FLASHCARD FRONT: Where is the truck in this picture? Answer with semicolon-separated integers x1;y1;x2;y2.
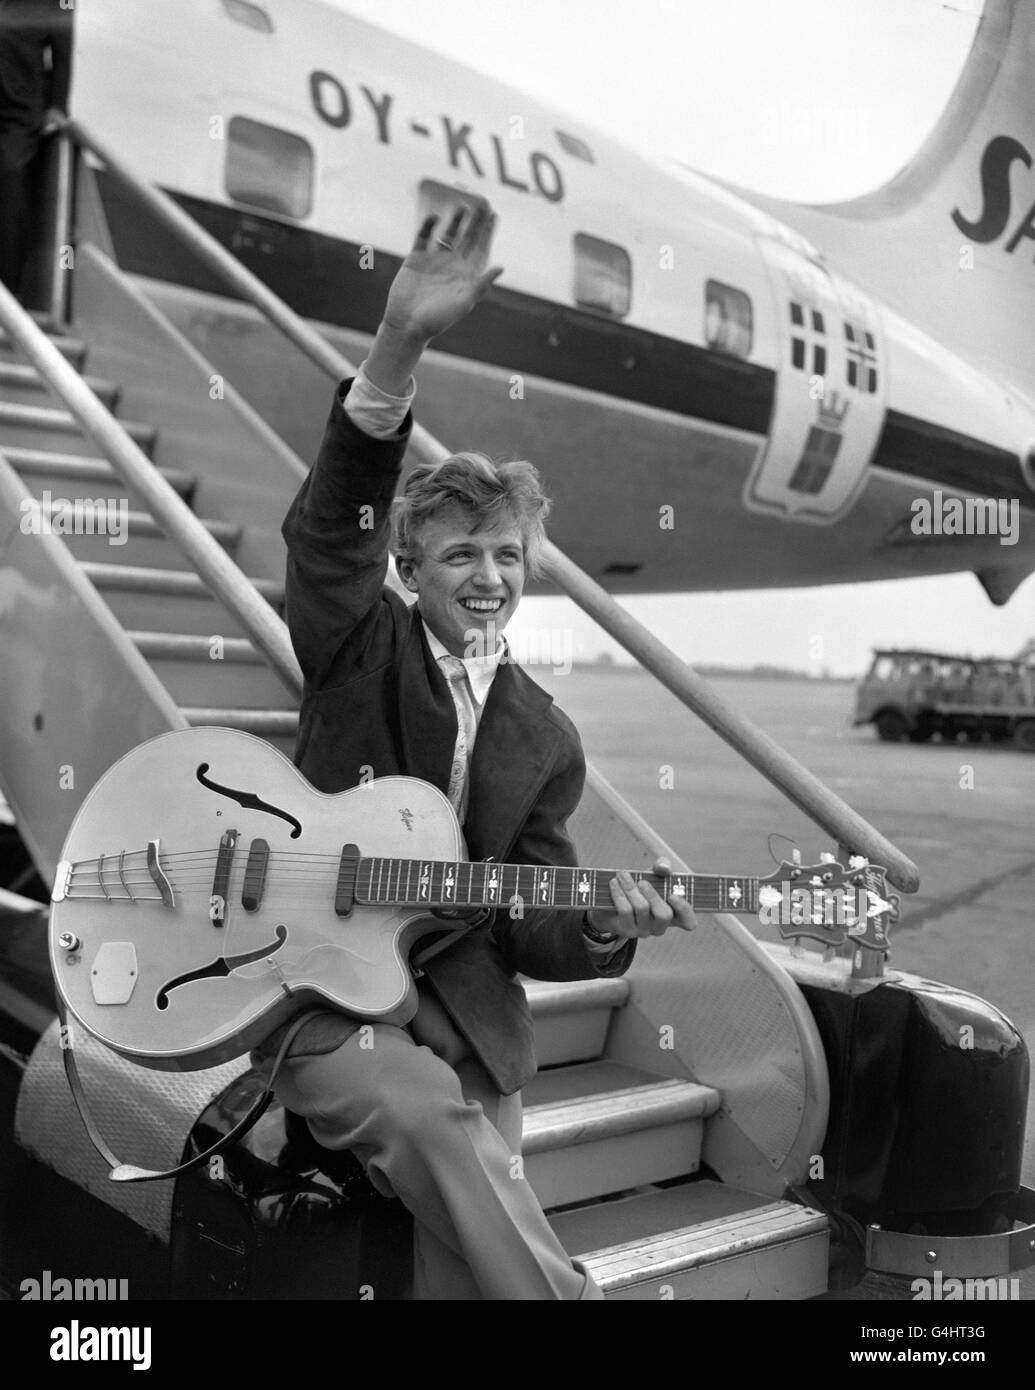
854;648;1035;751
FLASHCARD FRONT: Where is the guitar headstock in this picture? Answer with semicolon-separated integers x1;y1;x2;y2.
757;854;899;952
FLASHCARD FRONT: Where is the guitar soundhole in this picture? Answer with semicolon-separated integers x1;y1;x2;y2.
155;925;288;1009
195;764;303;838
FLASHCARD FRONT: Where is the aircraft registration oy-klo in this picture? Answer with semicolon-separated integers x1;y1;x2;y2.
71;0;1035;603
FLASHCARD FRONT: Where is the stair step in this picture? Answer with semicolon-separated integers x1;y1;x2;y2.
0;446;195;501
128;631;290;707
180;708;299;736
0;329;86;368
0;361;120;410
0;402;156;457
130;632;266;662
549;1181;829;1300
80;563;282;639
32;504;239;567
521;1061;719;1208
82;562;282;603
523;977;630;1066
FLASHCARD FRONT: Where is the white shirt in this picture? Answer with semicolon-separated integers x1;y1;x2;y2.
342;361;415;437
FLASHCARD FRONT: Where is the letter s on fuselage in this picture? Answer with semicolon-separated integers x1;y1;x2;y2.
952;134;1035;252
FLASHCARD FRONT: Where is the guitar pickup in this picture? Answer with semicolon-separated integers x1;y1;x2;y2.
208;829;237;927
335;843;359;917
241;838;270;912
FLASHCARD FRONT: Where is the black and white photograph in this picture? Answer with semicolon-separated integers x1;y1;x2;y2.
0;0;1032;1356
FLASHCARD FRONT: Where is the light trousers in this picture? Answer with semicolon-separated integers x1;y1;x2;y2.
260;983;603;1301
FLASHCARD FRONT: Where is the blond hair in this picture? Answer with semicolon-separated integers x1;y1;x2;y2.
391;452;551;577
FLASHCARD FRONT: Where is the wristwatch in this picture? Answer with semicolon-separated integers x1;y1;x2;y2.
582;913;620;946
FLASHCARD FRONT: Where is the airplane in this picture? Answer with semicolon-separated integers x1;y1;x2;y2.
1;0;1033;1307
60;0;1035;605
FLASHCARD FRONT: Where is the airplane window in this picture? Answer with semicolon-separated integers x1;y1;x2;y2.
418;180;490;239
706;281;752;358
573;234;631;317
556;131;595;163
225;117;313;219
222;0;274;32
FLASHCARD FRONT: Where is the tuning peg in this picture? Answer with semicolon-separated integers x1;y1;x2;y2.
819;851;836;864
848;855;868;870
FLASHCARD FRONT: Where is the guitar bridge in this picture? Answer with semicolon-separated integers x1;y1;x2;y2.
51;860;72;903
146;840;175;908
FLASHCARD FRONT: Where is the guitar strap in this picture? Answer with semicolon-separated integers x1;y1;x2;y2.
56;997;326;1184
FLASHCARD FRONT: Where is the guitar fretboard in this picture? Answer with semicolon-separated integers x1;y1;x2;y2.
356;858;760;915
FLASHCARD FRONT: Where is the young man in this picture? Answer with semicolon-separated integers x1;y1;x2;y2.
258;198;694;1300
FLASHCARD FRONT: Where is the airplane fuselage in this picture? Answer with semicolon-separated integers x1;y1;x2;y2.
69;0;1035;597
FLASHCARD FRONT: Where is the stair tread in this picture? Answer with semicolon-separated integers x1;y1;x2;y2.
81;562;282;601
524;1059;663;1108
522;977;630;1016
0;401;154;440
129;631;264;661
522;1065;719;1152
37;504;238;542
0;329;84;356
0;362;116;396
0;445;194;495
181;708;299;732
548;1181;826;1290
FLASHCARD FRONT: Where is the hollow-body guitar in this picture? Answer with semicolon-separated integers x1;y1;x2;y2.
49;728;896;1070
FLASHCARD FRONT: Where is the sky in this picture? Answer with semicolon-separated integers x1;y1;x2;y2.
330;0;1030;675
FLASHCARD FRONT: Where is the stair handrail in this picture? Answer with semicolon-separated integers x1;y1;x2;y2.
0;280;302;699
61;118;919;903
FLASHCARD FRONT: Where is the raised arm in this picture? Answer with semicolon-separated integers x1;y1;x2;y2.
281;200;502;686
364;200;502;395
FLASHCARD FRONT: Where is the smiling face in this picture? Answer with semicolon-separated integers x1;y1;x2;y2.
396;502;526;657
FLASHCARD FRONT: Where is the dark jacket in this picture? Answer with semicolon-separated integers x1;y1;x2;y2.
267;381;633;1094
0;0;73;131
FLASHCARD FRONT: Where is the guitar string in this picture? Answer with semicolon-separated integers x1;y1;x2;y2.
66;848;833;869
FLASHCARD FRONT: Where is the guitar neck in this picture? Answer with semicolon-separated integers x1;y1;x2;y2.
356;858;760;914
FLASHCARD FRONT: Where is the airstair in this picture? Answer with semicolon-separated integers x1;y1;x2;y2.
1;126;913;1300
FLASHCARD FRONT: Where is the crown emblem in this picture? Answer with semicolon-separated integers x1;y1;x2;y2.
817;389;849;430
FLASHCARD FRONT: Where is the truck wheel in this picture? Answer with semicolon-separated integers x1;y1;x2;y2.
1013;720;1035;752
875;711;908;742
908;716;933;743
